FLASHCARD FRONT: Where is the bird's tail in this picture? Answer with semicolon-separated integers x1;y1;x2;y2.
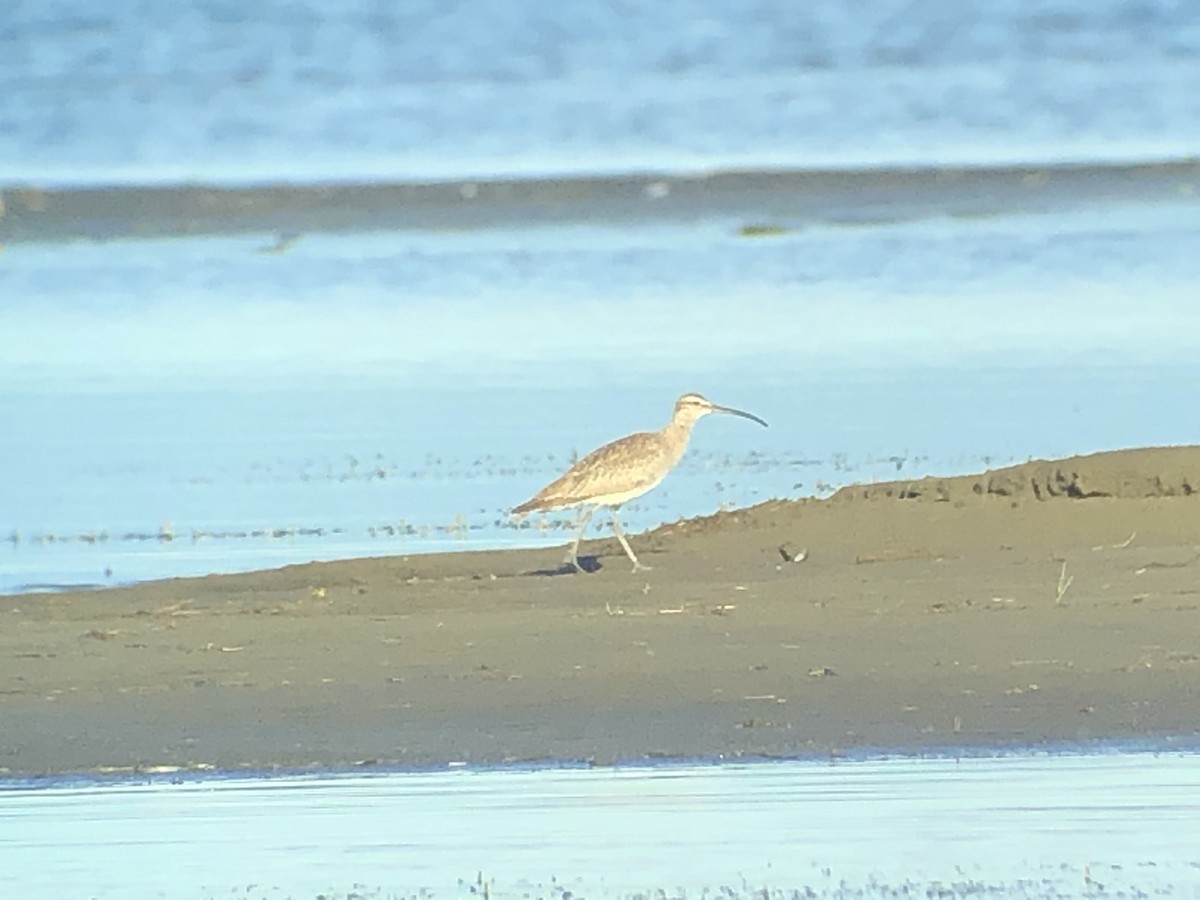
511;498;539;517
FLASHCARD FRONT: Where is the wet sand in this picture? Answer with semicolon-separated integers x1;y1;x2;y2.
2;446;1198;778
3;159;1199;244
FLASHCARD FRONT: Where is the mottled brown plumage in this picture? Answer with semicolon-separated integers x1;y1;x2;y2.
513;393;767;573
512;429;676;514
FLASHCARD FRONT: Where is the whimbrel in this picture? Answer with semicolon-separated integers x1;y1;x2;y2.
513;393;768;573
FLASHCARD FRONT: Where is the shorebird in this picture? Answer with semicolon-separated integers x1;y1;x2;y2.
513;393;768;573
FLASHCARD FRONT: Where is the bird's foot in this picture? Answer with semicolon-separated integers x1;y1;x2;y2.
630;561;652;573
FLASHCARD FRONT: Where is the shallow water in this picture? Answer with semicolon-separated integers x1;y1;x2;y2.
2;752;1199;898
2;359;1197;593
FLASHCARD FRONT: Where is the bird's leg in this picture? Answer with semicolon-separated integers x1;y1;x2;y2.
565;507;596;573
609;508;651;573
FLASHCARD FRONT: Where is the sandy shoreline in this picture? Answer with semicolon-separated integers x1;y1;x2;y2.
2;446;1197;779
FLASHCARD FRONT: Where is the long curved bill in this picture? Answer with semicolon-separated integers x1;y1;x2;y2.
713;403;768;427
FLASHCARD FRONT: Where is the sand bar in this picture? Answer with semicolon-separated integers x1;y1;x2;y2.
3;160;1199;244
2;446;1198;778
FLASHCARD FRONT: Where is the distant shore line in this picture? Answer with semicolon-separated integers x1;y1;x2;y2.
3;157;1197;244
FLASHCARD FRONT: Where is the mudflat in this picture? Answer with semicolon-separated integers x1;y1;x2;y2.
2;447;1198;778
5;161;1199;245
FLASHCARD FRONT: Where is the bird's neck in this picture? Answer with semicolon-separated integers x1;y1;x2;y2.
662;418;697;464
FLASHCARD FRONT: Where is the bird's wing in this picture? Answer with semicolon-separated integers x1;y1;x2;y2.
514;431;667;512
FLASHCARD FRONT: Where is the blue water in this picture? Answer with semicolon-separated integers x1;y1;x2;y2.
2;753;1199;898
2;0;1200;184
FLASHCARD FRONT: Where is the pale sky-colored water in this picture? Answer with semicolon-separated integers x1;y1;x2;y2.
3;752;1199;897
4;203;1199;386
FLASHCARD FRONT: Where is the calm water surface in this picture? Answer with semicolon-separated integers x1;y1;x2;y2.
2;753;1199;898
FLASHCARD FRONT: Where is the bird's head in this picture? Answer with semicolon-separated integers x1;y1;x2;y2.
672;393;768;428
